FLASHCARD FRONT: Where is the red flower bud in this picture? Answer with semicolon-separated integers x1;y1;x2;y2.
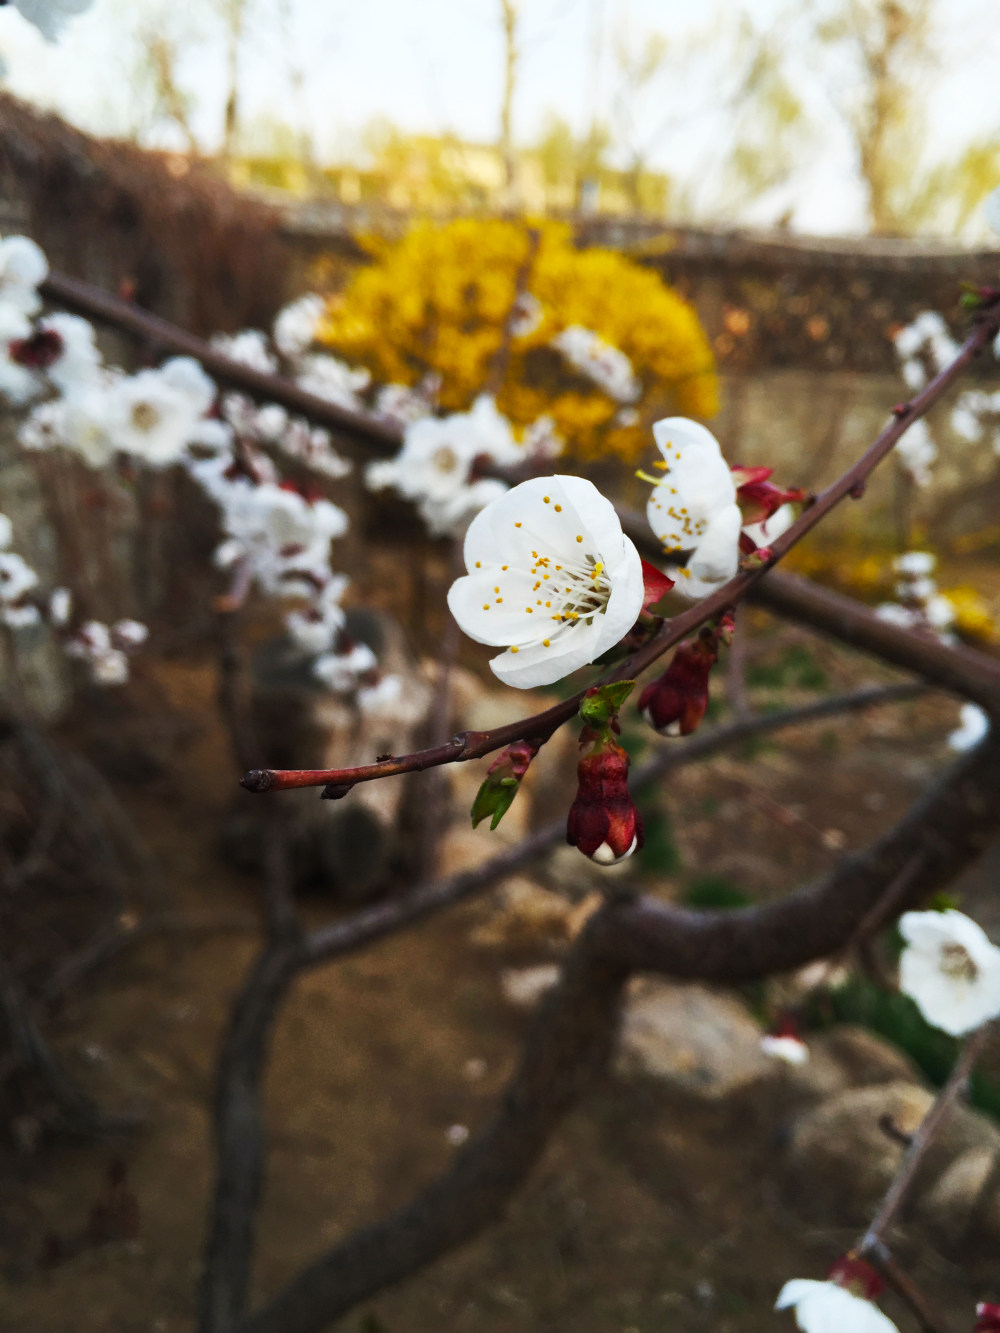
731;464;807;526
827;1255;883;1302
638;637;717;736
566;743;643;865
976;1304;1000;1332
8;327;64;371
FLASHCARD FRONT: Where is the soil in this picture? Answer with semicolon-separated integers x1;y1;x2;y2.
1;618;997;1333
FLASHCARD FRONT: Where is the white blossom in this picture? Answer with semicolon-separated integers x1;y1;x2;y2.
367;394;522;538
106;357;215;466
0;513;12;549
893;551;935;577
895;417;936;487
948;702;991;752
0;234;47;331
776;1279;899;1333
273;294;325;359
899;909;1000;1036
295;352;370;407
285;575;348;655
39;312;102;393
210;329;278;374
447;474;644;689
48;586;72;626
357;674;407;717
90;648;130;686
761;1034;809;1065
110;618;149;650
645;418;742;600
313;640;377;692
551;324;640;403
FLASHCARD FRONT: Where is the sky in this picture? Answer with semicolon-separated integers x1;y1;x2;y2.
1;0;999;235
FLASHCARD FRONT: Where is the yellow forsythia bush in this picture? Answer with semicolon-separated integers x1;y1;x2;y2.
317;219;717;461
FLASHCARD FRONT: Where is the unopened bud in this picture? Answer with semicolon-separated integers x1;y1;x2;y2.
976;1304;1000;1332
827;1255;883;1302
566;742;643;865
8;327;64;371
470;739;539;830
638;637;717;737
732;466;807;526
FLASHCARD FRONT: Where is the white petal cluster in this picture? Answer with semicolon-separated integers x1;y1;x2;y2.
948;702;991;752
899;909;1000;1036
0;233;47;338
366;394;522;538
0;512;40;628
551;324;640;403
273;294;325;360
65;618;148;687
645;418;743;600
760;1034;809;1065
373;379;439;428
776;1279;899;1333
219;392;351;480
295;352;370;409
201;471;348;600
895;417;937;487
876;551;956;639
447;474;644;688
210;329;278;374
6;0;94;42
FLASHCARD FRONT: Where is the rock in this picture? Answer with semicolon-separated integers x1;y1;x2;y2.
816;1026;922;1087
922;1149;999;1243
784;1082;931;1220
500;964;561;1009
783;1079;1000;1231
614;979;774;1101
781;1025;924;1104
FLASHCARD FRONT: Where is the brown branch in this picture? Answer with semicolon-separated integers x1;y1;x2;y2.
39;270;402;456
241;305;1000;799
197;680;929;1331
234;736;1000;1333
747;569;1000;716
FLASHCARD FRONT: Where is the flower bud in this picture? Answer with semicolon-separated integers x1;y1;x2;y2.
8;327;64;371
638;636;717;737
827;1255;883;1302
976;1304;1000;1332
566;742;643;865
470;740;539;830
731;465;807;526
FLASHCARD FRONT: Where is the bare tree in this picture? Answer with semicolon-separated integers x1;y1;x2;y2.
812;0;937;233
498;0;520;203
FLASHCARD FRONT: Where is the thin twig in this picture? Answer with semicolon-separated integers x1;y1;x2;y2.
859;1023;994;1257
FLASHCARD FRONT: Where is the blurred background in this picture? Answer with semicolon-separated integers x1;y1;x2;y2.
2;3;1000;1332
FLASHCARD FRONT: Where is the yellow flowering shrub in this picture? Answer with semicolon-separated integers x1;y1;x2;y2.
317;219;717;461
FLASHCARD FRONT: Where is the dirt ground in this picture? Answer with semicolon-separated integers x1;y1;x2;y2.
1;617;997;1333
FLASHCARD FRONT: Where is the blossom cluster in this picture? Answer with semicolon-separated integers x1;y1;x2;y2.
0;231;407;711
875;550;956;637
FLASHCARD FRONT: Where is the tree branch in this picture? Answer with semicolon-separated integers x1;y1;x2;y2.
198;681;922;1331
235;735;1000;1333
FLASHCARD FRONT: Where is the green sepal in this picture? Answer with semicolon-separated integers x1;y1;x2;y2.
579;680;636;726
960;290;984;310
470;774;520;830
